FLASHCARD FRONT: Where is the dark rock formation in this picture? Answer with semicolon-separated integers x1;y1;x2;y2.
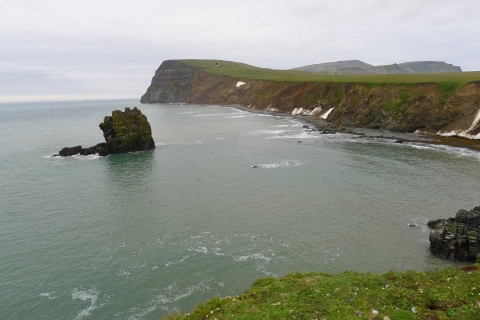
58;143;109;157
55;107;155;157
429;206;480;262
99;107;155;154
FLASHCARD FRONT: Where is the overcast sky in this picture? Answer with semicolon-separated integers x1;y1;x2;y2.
1;0;479;102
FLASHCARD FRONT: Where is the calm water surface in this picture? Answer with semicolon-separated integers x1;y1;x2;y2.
1;100;479;319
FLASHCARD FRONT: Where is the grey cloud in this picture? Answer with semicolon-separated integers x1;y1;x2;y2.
0;0;479;101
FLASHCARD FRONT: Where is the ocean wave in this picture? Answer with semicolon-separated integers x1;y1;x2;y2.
44;153;104;160
39;292;57;300
129;280;214;320
225;115;246;118
266;131;320;139
72;153;103;160
234;253;271;263
253;159;303;169
165;256;190;267
270;124;301;128
71;289;99;320
406;143;480;160
250;129;293;135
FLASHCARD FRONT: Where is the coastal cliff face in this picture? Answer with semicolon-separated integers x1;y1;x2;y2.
141;61;480;138
140;60;201;103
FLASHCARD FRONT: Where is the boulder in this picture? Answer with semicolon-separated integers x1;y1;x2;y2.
56;107;154;157
429;206;480;262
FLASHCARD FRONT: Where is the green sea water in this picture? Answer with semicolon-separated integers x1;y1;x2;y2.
1;100;479;319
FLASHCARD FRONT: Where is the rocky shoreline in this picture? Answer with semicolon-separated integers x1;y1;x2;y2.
229;104;480;150
428;207;480;262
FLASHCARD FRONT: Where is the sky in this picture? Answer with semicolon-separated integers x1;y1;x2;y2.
1;0;479;102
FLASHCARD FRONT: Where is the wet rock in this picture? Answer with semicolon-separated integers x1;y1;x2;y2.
58;145;83;157
429;206;480;262
56;107;155;157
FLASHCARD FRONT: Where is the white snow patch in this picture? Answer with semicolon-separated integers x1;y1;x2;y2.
321;108;335;120
236;81;246;88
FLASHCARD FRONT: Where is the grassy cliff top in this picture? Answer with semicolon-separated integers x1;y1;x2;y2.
177;59;480;85
163;264;480;320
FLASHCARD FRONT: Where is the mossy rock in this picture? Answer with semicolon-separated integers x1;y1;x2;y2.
99;107;155;154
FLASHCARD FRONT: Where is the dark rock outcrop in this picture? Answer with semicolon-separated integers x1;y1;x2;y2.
429;206;480;262
55;107;155;157
58;143;109;157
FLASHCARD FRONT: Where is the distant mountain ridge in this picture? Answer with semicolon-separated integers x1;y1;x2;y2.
292;60;462;74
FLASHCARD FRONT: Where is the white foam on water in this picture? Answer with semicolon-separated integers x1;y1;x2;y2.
165;255;190;267
173;111;195;115
234;256;249;262
189;113;232;117
405;142;480;161
225;115;246;118
234;253;272;262
270;124;300;128
39;292;57;300
266;131;320;139
129;280;214;319
71;289;99;320
255;159;303;169
71;153;102;160
250;129;293;135
194;247;208;253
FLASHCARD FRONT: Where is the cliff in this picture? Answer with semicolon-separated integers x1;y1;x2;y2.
141;60;480;139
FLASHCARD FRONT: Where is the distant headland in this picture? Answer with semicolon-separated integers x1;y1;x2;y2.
291;60;462;74
140;59;480;142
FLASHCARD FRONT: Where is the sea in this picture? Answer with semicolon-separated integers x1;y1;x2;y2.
1;99;480;319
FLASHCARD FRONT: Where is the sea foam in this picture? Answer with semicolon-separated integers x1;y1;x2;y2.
71;289;99;320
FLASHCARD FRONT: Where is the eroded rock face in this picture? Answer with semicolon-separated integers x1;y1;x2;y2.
429;207;480;262
56;107;155;157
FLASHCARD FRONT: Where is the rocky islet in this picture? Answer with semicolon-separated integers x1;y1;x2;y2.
56;107;155;157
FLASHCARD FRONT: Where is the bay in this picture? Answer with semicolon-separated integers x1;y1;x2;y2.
1;100;479;319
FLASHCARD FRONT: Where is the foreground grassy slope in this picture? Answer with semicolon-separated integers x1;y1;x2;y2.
179;59;480;86
164;265;480;320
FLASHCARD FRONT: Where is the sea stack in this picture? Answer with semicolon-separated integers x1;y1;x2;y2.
57;107;155;157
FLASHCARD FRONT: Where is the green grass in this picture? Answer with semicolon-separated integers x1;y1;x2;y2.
178;59;480;86
162;265;480;320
